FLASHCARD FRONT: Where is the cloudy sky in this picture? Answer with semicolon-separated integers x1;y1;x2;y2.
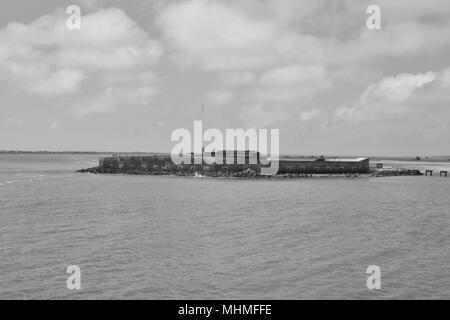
0;0;449;156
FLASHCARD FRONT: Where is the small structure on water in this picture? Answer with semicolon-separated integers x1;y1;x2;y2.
97;151;370;175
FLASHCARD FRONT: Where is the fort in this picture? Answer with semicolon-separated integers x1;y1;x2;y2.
79;151;371;177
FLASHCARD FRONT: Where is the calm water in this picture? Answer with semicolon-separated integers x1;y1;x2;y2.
1;154;449;299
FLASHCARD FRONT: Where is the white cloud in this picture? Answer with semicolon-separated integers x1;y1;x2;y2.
29;68;86;96
360;72;436;104
156;0;323;71
0;7;162;111
231;65;332;128
335;72;436;122
156;0;450;72
157;0;276;70
155;0;450;135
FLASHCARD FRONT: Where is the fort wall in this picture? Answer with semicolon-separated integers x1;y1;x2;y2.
98;152;370;175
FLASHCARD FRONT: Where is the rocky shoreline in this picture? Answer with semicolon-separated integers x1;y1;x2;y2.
371;169;423;177
76;166;425;178
78;167;271;177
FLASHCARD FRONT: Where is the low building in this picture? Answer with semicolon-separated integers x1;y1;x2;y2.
99;152;370;174
276;157;370;174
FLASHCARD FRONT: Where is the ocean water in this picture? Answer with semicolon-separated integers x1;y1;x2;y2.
0;154;449;299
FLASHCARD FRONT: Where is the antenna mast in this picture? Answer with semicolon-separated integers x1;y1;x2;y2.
202;101;205;129
202;101;205;155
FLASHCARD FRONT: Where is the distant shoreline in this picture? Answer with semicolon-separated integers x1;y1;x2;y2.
0;151;153;155
1;151;449;162
369;156;450;163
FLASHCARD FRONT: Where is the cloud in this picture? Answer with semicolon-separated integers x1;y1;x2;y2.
156;0;323;70
29;69;86;96
155;0;450;133
0;7;162;111
157;0;276;70
156;0;450;72
360;72;436;103
230;65;332;128
335;72;436;122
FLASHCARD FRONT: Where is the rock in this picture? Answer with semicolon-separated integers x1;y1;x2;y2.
76;167;100;174
231;168;258;177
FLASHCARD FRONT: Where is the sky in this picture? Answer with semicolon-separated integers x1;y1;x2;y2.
0;0;449;156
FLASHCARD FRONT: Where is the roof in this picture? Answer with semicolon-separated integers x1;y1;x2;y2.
272;157;369;162
326;158;369;162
